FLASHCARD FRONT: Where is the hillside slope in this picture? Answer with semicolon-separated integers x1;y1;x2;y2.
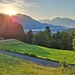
0;39;75;64
1;53;75;75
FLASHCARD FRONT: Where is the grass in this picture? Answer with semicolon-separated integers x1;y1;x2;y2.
0;53;75;75
0;39;75;64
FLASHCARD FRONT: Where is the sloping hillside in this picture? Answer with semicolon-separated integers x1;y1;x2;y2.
0;39;75;64
1;53;75;75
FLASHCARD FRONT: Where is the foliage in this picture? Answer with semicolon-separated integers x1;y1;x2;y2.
52;31;72;50
72;37;75;50
69;29;75;38
45;26;51;33
23;32;29;43
23;30;33;44
32;30;51;47
27;30;33;44
69;29;75;50
31;29;73;50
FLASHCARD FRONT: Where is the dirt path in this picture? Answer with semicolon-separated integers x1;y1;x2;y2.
0;50;75;68
0;39;14;42
0;50;59;67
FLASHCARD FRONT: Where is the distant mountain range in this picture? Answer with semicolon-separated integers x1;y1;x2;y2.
12;14;68;33
39;17;75;28
0;13;69;33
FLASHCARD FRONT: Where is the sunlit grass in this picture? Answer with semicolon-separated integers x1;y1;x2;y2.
0;53;75;75
0;39;75;64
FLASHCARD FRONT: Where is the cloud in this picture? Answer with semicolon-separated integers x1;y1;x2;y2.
0;0;39;15
2;0;39;8
3;0;24;8
0;3;17;13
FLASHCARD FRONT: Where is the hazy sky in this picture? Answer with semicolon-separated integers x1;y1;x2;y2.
0;0;75;20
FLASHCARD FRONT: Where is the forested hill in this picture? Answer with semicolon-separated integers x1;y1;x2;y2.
0;14;24;40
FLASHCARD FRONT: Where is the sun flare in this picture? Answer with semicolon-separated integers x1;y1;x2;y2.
5;10;16;16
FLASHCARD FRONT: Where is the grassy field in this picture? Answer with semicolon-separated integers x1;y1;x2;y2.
0;39;75;64
0;53;75;75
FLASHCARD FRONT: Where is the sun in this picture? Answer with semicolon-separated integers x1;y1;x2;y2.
5;10;16;16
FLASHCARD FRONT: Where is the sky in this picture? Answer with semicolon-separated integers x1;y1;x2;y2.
0;0;75;20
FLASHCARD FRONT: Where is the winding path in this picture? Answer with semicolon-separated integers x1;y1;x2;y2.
0;39;14;42
0;50;59;67
0;50;75;68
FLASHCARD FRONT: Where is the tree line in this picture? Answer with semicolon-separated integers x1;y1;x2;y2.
23;26;75;51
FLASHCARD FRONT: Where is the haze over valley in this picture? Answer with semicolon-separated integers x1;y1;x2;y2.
39;17;75;28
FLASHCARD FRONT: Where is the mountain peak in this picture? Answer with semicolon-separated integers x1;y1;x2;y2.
39;17;75;28
53;17;61;19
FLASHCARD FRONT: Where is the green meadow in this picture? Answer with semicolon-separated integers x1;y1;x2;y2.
0;39;75;64
0;53;75;75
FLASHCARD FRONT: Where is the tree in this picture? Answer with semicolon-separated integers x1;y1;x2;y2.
53;31;61;40
72;37;75;50
45;26;51;33
61;31;68;49
51;31;62;49
23;32;29;43
27;30;33;44
32;30;51;47
51;31;72;50
69;29;75;38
